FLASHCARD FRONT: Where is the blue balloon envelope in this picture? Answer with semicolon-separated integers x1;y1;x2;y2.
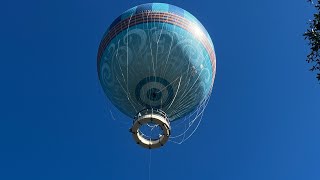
97;3;216;148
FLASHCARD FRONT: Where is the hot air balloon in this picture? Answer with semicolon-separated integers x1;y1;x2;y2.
97;3;216;149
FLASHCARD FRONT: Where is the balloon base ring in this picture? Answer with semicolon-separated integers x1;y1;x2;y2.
130;109;171;149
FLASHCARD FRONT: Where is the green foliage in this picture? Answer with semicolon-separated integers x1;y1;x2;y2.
304;0;320;81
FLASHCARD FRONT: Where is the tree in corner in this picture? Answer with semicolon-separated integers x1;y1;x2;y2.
305;0;320;81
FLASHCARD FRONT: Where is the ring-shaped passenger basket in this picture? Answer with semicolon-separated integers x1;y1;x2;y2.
130;109;171;149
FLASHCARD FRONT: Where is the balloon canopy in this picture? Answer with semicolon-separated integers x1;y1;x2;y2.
97;3;216;148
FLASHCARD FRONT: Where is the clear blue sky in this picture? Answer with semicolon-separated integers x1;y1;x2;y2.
1;0;320;179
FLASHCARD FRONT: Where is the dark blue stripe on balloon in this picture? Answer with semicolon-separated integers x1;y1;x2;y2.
109;16;122;30
135;3;153;14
